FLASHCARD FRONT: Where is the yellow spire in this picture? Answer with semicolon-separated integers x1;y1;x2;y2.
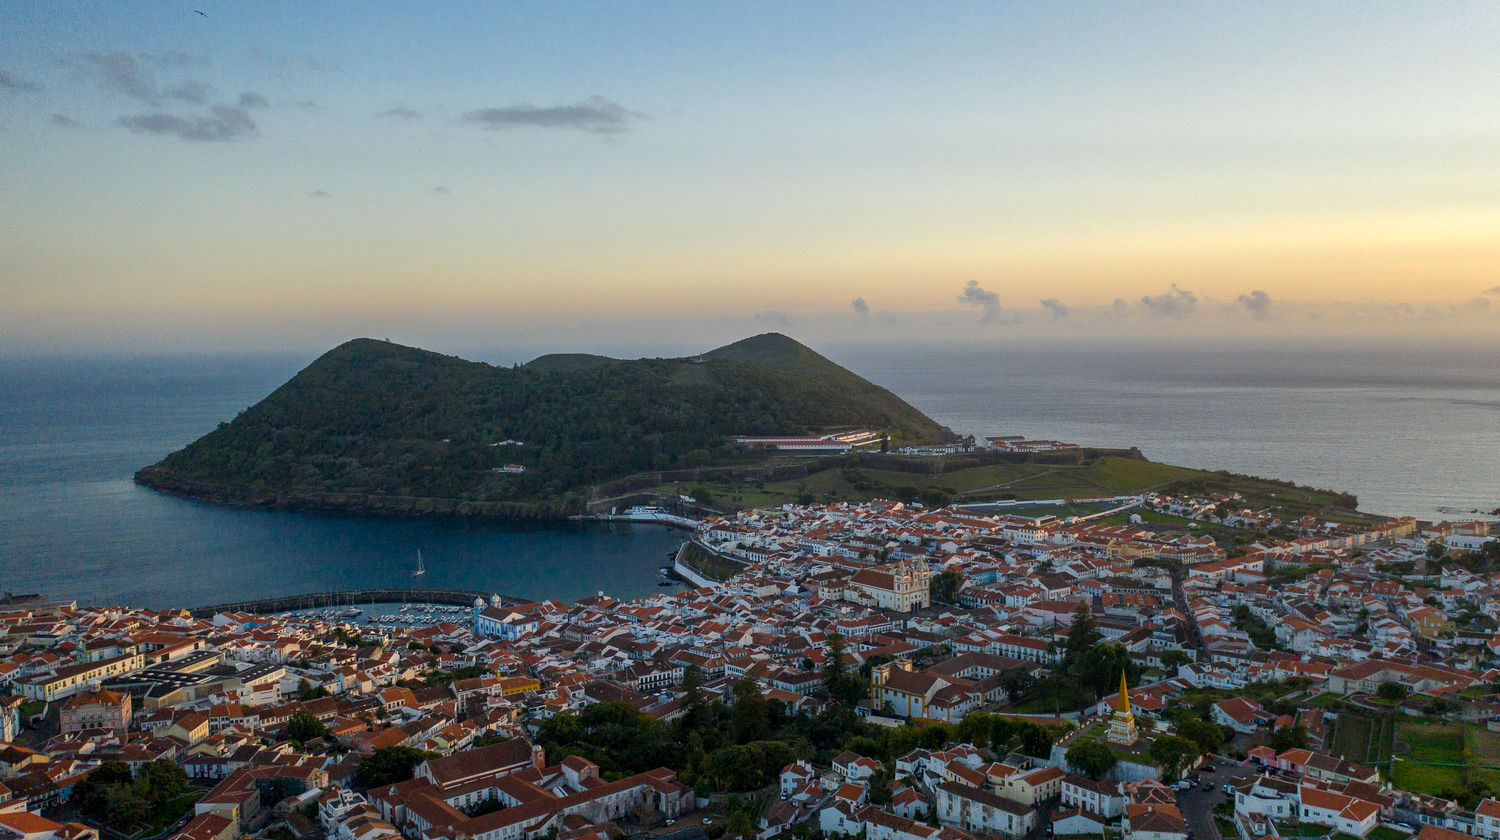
1114;671;1131;714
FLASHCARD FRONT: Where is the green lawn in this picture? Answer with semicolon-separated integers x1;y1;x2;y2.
1390;722;1465;796
1329;711;1397;767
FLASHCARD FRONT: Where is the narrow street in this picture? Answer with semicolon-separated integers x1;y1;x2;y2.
1175;758;1258;840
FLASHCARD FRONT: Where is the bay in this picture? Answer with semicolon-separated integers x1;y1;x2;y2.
2;336;1496;609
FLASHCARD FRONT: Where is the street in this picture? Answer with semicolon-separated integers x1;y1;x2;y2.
1175;758;1259;840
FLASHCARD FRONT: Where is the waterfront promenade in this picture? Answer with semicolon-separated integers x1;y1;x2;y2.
188;587;524;618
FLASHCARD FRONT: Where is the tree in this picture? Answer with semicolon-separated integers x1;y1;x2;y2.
919;488;952;509
732;676;770;744
929;570;962;605
1428;541;1447;559
356;746;429;786
823;633;864;706
136;759;188;803
997;668;1036;703
288;710;329;744
1148;735;1200;782
1173;715;1226;755
956;712;992;749
681;664;706;730
1075;643;1138;698
1161;649;1193;670
1377;681;1409;702
1271;725;1309;752
1065;737;1118;780
1065;602;1101;666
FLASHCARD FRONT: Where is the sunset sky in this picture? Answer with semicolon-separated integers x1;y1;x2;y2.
3;2;1499;353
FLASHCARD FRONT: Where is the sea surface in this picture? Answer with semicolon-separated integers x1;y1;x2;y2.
1;338;1497;608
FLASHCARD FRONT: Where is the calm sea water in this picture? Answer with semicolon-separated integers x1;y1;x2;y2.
1;339;1496;608
0;356;684;609
829;338;1500;520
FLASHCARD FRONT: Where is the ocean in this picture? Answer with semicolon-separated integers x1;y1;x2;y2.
1;338;1496;608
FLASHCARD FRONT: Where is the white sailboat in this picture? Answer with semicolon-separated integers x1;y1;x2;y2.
412;550;426;577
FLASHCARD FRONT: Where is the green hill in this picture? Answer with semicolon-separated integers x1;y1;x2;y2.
135;334;952;516
522;352;621;373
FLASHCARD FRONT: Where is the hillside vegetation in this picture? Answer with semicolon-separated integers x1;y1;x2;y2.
136;333;952;514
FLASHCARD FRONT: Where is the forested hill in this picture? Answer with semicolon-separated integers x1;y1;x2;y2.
135;334;952;515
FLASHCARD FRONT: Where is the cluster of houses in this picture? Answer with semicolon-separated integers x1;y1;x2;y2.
0;498;1497;840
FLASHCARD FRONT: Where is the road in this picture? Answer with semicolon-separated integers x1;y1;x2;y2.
1175;757;1259;840
1168;563;1207;655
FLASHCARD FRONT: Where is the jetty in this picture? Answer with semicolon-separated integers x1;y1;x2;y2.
188;587;524;619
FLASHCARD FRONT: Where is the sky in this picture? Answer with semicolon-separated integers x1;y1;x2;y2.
2;1;1499;354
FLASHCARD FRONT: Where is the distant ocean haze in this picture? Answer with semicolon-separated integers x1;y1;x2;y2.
1;337;1495;607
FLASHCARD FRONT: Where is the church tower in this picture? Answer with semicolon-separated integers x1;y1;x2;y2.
1106;671;1138;746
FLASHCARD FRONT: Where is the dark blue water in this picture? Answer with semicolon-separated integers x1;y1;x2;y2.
2;338;1497;609
0;355;684;608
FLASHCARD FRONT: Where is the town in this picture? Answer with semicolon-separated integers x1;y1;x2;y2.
2;493;1499;840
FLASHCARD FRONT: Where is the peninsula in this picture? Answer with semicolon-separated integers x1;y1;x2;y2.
134;333;952;518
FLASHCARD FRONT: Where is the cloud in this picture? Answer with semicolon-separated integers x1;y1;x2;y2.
49;114;79;127
377;104;421;121
138;51;194;69
1484;286;1500;296
1;69;42;93
1234;290;1273;320
1139;284;1198;319
460;96;643;134
117;104;257;142
851;297;870;319
295;100;321;113
1039;298;1069;320
432;186;450;195
1468;297;1492;310
66;51;158;102
307;189;332;199
249;49;331;77
753;310;792;326
237;92;269;109
956;280;1002;324
163;80;213;105
1110;298;1131;318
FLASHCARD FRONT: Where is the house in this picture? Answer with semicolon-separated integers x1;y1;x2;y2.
1210;698;1269;735
1053;809;1110;836
936;781;1037;838
780;760;816;797
1061;775;1126;818
1474;798;1500;840
1297;785;1380;836
1123;803;1188;840
997;766;1065;807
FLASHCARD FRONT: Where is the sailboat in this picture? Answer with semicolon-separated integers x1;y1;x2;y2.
412;550;427;578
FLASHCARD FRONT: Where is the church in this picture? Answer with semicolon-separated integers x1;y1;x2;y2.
844;560;931;612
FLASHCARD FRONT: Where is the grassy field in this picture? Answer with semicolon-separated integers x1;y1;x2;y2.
666;452;1367;523
1329;711;1396;769
749;455;1211;507
1466;726;1500;790
1391;721;1465;796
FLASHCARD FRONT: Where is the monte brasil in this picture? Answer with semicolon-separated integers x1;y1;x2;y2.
134;332;1357;522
